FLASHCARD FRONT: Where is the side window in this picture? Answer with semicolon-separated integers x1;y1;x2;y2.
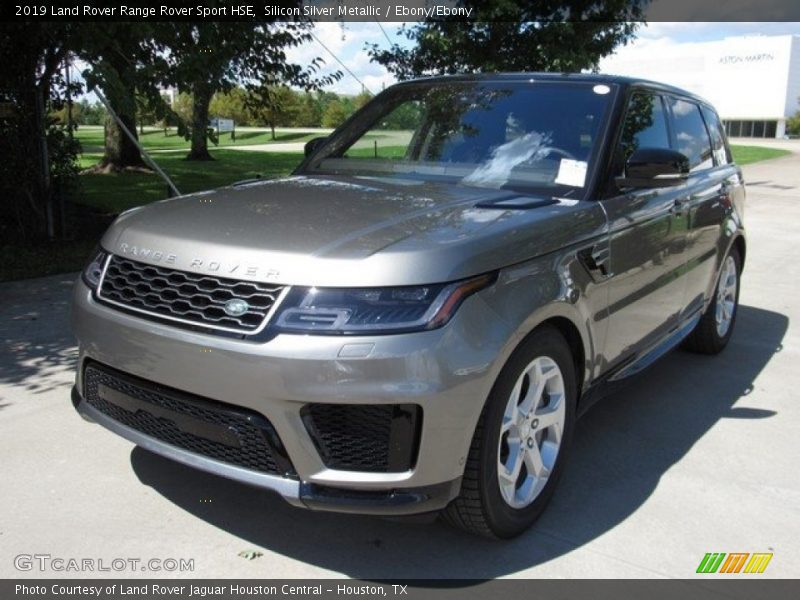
701;105;733;165
668;98;714;172
618;92;671;165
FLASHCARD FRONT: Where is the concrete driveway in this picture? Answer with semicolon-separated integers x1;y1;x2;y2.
1;153;799;579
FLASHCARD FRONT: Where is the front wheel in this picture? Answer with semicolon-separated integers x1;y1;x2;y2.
443;326;577;538
684;247;741;354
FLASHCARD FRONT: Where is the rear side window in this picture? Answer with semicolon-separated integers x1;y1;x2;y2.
618;92;670;163
700;105;733;165
668;98;714;172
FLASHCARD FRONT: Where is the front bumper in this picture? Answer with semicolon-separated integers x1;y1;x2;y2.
71;386;460;515
71;279;513;515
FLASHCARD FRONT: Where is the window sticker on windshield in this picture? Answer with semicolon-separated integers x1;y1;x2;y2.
555;159;588;188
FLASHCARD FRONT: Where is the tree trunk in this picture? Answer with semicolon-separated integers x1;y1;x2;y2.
98;55;146;170
12;70;50;240
34;82;54;239
3;29;71;241
270;123;276;140
102;112;146;169
187;85;213;161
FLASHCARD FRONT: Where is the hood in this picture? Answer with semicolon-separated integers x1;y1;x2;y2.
102;175;606;286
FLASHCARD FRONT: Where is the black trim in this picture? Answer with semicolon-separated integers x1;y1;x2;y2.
94;254;285;341
578;310;703;417
475;197;559;210
299;479;461;516
74;383;460;516
80;361;297;477
71;385;83;410
91;297;254;340
388;404;423;472
300;403;423;473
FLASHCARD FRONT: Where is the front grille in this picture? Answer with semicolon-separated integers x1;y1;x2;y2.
97;255;285;334
83;363;294;477
301;403;421;473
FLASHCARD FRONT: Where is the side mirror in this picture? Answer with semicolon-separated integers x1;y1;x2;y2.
304;136;328;158
615;147;690;189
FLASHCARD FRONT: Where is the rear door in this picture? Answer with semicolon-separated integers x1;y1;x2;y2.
676;101;744;315
599;91;690;371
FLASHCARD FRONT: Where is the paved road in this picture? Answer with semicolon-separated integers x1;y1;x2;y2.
144;142;311;154
1;154;799;579
144;129;408;155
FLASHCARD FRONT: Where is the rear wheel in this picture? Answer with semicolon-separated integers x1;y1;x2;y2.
443;326;577;538
684;247;741;354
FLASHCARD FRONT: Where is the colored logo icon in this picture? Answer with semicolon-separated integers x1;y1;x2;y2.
696;552;773;574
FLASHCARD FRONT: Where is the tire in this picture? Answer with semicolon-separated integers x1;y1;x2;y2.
683;247;741;355
442;326;577;538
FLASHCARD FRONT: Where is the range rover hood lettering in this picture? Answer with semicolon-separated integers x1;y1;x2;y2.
102;175;606;287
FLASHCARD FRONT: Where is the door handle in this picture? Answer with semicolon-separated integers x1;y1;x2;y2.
718;185;733;210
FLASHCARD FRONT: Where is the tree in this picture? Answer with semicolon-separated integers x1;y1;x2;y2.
312;91;340;124
0;23;163;240
787;102;800;136
210;87;251;126
51;100;82;126
135;91;160;133
368;2;645;79
0;23;79;240
381;101;424;130
321;98;350;128
353;90;373;111
76;99;108;126
294;92;323;127
171;92;193;126
153;22;337;160
249;86;300;139
77;24;164;171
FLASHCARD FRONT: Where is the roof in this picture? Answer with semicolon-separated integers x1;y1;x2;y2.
393;71;715;108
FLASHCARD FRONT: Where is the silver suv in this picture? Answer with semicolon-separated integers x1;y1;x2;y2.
71;74;745;538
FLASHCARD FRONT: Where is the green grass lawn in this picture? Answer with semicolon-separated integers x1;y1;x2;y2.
74;127;323;152
74;127;405;153
0;150;304;282
337;143;791;165
3;140;792;282
345;145;408;159
730;145;791;165
78;149;303;213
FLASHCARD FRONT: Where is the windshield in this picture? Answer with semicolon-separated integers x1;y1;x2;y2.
302;80;615;196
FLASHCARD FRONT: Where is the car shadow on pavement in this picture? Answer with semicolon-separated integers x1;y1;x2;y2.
131;304;786;579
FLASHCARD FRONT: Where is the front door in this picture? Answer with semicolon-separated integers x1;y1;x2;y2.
599;91;690;371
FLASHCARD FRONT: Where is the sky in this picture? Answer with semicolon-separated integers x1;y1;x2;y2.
310;22;800;95
283;21;407;95
75;21;800;101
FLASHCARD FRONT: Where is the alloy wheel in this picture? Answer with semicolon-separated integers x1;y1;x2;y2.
497;356;566;509
715;255;738;338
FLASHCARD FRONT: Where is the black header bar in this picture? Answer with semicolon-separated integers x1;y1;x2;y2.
4;0;800;22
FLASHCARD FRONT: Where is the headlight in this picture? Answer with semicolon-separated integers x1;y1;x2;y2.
273;273;496;335
81;247;108;289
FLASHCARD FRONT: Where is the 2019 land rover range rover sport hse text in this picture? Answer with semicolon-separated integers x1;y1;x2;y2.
71;73;745;538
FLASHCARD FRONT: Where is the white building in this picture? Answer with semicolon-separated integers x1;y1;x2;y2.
600;34;800;138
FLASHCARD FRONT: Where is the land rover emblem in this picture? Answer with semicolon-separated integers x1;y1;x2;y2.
223;298;249;317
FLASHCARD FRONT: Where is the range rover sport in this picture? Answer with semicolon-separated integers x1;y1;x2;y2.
71;73;745;538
